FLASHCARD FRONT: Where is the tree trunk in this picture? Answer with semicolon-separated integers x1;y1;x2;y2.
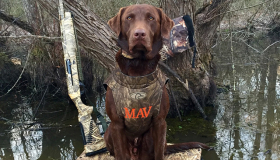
159;0;196;20
21;0;44;35
160;0;230;114
38;0;118;72
35;0;229;115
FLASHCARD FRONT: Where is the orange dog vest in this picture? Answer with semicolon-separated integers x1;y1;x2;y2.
104;67;168;136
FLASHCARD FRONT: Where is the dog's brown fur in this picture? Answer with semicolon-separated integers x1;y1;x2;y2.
105;4;209;160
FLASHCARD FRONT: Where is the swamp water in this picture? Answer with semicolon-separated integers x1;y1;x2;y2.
0;38;279;160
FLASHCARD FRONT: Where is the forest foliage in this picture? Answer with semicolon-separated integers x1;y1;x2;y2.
0;0;279;99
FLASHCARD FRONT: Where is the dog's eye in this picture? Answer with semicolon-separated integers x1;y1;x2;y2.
127;16;132;20
149;16;154;21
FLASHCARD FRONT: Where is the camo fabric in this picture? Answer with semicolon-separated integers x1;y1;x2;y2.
160;16;191;60
104;67;168;136
73;97;106;153
62;12;106;155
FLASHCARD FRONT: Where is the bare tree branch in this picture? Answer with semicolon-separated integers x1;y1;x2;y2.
159;62;208;119
0;10;35;34
262;41;280;54
0;45;32;98
0;35;61;40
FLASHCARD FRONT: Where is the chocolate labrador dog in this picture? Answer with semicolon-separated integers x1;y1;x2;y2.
104;4;209;160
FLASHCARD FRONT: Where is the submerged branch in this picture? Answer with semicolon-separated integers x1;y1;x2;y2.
159;62;208;119
168;84;182;121
0;116;10;122
32;86;49;121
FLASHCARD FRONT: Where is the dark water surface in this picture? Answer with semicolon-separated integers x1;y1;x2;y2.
0;38;279;160
208;37;280;159
0;95;84;160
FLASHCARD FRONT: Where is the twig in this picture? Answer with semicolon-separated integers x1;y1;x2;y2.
201;0;271;24
41;110;63;114
159;62;208;120
0;116;10;122
228;0;271;13
172;0;180;11
195;1;212;15
0;35;62;40
0;45;32;98
239;39;260;53
52;87;61;96
229;4;236;91
168;84;182;121
32;85;49;120
261;41;280;54
247;4;262;26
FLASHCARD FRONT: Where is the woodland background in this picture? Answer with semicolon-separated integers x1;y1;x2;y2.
0;0;279;114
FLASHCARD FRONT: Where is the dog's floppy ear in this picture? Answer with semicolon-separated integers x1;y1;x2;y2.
156;8;174;39
108;7;127;36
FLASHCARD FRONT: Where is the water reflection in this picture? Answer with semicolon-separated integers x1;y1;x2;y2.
0;95;83;160
9;97;42;160
213;38;280;159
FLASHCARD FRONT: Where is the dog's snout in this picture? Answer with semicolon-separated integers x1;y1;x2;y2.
134;29;146;39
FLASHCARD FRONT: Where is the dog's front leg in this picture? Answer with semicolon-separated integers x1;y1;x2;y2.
152;119;167;160
152;87;169;160
105;87;130;160
105;121;130;159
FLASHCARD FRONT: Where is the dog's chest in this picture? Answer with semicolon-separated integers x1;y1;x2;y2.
104;68;168;135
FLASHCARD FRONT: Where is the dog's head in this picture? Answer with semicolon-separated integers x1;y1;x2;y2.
108;4;174;60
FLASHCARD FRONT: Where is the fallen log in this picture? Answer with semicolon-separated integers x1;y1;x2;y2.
77;144;202;160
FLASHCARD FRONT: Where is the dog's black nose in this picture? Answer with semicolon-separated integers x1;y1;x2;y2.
134;29;146;39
